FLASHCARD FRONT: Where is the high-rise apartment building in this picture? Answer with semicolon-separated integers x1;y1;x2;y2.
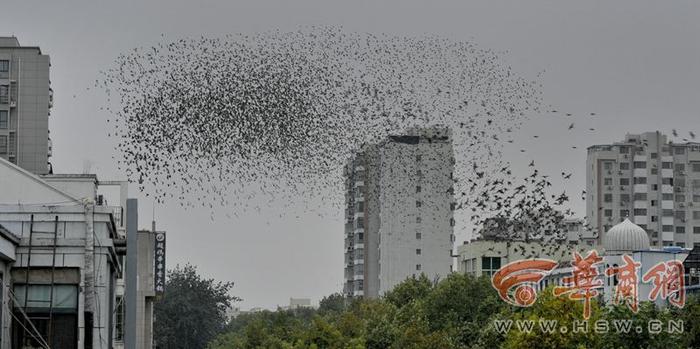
343;127;455;298
587;131;700;249
0;36;53;175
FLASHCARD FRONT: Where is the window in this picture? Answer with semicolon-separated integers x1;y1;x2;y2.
650;153;658;159
0;110;7;129
662;178;674;185
620;194;631;202
0;60;8;72
604;178;613;185
416;216;422;223
620;178;630;186
663;225;674;232
651;168;658;175
604;194;613;203
482;257;501;277
651;200;657;207
651;184;658;191
677;242;686;248
0;135;7;155
633;177;647;184
676;226;685;234
675;164;685;172
356;202;364;212
416;264;422;271
662;193;673;201
115;296;125;341
674;147;685;155
416;249;421;255
416;185;421;193
604;209;612;217
416;232;421;239
416;201;422;208
662;162;672;169
450;202;456;211
604;162;613;170
651;216;658;222
676;211;686;219
694;195;700;203
676;194;686;202
694;227;700;234
634;208;647;216
694;211;700;220
663;209;673;217
0;85;8;104
450;218;455;227
633;193;647;201
693;163;700;172
620;209;629;217
417;169;422;177
619;162;630;170
356;218;364;229
634;161;647;169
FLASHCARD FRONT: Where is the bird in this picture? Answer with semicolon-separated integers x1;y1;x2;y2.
568;123;574;130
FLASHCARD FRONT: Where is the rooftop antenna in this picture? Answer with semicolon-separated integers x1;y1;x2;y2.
152;201;156;232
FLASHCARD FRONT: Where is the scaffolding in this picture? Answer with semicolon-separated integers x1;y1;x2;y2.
15;214;60;348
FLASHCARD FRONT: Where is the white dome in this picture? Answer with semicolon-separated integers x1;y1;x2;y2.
604;218;650;253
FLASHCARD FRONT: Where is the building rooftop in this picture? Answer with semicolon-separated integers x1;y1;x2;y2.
0;36;20;47
603;219;650;253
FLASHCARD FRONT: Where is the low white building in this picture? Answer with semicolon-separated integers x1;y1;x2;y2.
0;157;157;349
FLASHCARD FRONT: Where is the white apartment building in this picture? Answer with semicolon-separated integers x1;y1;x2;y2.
344;127;455;298
587;131;700;249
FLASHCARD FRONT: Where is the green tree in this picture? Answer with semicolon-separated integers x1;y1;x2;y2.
155;264;239;349
383;274;433;308
502;286;602;349
318;293;347;315
423;274;503;345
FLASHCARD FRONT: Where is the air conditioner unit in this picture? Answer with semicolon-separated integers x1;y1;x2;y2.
9;101;16;108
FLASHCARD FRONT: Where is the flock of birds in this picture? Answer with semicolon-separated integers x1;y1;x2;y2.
100;27;540;213
99;26;698;255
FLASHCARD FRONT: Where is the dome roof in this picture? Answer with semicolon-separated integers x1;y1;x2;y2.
604;218;650;253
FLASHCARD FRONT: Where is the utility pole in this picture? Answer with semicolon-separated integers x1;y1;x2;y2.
125;199;138;349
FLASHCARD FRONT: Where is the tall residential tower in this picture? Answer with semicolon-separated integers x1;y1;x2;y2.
587;131;700;249
344;127;455;298
0;36;53;175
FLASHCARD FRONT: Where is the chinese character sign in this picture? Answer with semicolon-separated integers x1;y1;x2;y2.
492;259;558;307
605;254;641;312
642;260;685;308
154;232;166;295
491;250;687;319
554;251;604;319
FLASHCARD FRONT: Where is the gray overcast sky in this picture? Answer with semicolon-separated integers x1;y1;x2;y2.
1;0;698;309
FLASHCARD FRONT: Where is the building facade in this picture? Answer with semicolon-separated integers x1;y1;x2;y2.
344;127;455;298
0;157;157;349
0;36;52;175
587;131;700;249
